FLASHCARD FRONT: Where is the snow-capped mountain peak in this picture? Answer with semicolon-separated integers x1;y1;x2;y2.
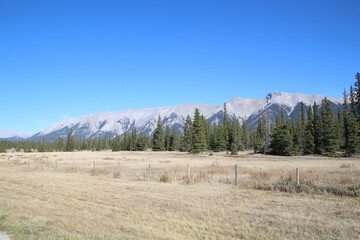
10;92;342;141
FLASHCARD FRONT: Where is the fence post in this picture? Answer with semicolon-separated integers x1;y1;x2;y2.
117;161;120;171
55;159;58;170
296;168;300;185
93;160;96;170
235;164;238;186
40;160;44;170
187;164;191;178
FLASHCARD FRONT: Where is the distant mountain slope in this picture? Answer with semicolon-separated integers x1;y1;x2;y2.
0;130;32;141
27;92;342;141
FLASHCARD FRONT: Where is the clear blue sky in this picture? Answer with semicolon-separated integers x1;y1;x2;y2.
1;0;359;133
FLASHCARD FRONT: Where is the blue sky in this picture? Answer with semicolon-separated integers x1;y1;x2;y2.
1;0;359;133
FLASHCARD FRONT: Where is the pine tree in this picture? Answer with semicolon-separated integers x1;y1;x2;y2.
336;109;344;150
65;130;74;152
169;130;180;151
215;125;227;152
228;116;243;155
312;102;322;154
350;85;356;116
305;107;315;154
190;108;207;153
354;73;360;118
270;118;294;156
164;125;171;151
130;128;137;151
223;103;230;151
111;135;121;151
241;119;250;149
180;115;192;152
343;89;360;155
320;98;338;155
152;116;165;151
136;133;149;151
295;102;306;154
262;110;271;154
254;116;265;153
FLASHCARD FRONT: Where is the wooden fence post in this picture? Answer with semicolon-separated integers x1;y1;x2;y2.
187;164;191;178
93;160;96;170
55;159;58;170
296;168;300;185
148;164;151;179
235;164;238;186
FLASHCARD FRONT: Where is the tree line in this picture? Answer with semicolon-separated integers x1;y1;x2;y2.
1;73;359;156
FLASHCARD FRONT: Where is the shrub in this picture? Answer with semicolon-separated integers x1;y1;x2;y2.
160;174;171;183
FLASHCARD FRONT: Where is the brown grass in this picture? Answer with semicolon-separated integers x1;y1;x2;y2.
0;151;359;239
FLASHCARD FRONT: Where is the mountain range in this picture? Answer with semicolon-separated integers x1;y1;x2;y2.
1;92;343;141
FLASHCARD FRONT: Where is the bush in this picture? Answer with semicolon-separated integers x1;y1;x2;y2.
160;174;171;183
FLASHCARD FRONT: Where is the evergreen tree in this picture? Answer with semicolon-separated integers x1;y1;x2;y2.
152;116;165;151
65;130;74;152
320;98;338;155
295;102;306;154
254;116;265;153
350;85;356;116
241;119;250;149
343;90;360;155
180;115;192;152
262;110;271;154
336;109;345;150
228;116;243;155
136;133;149;151
169;130;180;151
111;135;121;151
312;102;322;154
305;107;315;154
190;108;207;153
164;125;171;151
130;128;137;151
215;125;227;152
270;117;294;156
354;73;360;118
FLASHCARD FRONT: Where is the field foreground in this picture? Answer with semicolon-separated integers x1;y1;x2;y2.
0;151;359;239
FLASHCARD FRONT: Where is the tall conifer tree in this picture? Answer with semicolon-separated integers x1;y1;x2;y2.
152;116;165;151
190;108;207;153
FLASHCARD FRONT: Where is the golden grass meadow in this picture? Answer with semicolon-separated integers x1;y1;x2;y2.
0;151;359;239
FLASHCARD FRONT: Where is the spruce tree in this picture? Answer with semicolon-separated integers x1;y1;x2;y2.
270;118;294;156
169;129;180;151
254;116;265;153
223;103;230;151
65;130;74;152
312;102;322;154
152;116;165;151
343;90;360;155
305;107;315;154
136;133;149;151
241;119;250;149
190;108;207;153
354;73;360;118
215;125;227;152
164;125;171;151
179;115;192;152
295;102;306;154
320;98;338;155
111;135;121;151
130;128;137;151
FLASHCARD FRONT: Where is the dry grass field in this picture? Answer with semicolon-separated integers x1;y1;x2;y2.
0;151;359;239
